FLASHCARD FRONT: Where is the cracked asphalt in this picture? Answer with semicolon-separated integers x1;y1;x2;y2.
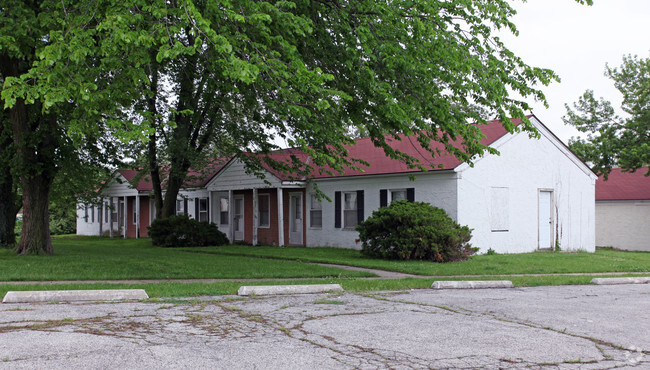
0;284;648;369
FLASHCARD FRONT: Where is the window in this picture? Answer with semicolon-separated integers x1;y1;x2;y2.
258;194;270;227
335;190;363;229
133;202;137;225
219;197;229;225
104;202;109;222
310;194;322;228
391;189;407;202
343;192;358;228
380;188;414;207
198;198;208;222
84;205;89;222
90;205;94;223
111;202;118;223
490;187;509;232
176;199;184;215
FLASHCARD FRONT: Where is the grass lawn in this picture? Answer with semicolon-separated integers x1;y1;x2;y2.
1;237;648;298
0;237;373;281
0;274;641;299
185;245;650;276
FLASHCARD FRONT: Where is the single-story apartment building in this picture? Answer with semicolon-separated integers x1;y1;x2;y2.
595;168;650;251
78;115;597;253
76;164;226;238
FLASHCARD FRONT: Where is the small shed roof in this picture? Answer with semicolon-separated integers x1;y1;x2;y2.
596;168;650;201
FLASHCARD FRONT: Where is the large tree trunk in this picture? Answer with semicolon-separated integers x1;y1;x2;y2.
145;61;164;219
16;173;53;255
151;46;196;219
9;96;58;255
3;51;59;255
0;167;18;248
160;176;183;218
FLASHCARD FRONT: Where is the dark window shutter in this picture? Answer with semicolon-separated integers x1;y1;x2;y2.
334;191;341;228
184;198;188;216
357;190;364;225
195;198;199;220
407;188;415;202
380;189;388;208
206;197;210;221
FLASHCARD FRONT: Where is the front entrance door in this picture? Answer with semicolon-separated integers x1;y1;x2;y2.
538;190;553;249
289;193;303;245
233;195;244;241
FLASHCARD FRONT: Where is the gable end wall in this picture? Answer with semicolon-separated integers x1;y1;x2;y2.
456;123;595;253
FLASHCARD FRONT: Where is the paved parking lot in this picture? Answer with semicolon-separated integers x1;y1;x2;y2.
1;284;648;368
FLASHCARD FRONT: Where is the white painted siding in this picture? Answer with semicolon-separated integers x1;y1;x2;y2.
456;119;596;253
206;158;282;191
306;171;458;249
76;173;135;236
178;189;209;220
596;200;650;251
101;174;138;197
75;169;210;236
76;204;100;236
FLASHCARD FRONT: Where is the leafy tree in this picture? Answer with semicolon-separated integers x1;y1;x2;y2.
564;55;650;178
3;0;593;253
123;0;591;218
1;0;140;254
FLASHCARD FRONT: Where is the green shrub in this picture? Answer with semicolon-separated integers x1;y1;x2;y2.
356;200;476;262
50;203;76;235
148;215;229;248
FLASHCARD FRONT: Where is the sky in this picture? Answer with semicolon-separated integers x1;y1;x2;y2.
499;0;650;143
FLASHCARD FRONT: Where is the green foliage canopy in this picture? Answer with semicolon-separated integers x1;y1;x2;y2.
4;0;570;172
1;0;594;253
564;55;650;178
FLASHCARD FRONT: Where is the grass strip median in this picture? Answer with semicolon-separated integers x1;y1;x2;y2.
2;274;646;300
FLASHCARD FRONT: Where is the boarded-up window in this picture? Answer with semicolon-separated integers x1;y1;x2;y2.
490;187;509;232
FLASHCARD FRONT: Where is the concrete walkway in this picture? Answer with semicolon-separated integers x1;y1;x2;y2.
1;262;649;285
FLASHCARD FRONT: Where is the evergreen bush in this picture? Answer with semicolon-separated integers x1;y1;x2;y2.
356;200;476;262
148;215;229;248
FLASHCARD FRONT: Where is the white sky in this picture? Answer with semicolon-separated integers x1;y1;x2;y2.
499;0;650;143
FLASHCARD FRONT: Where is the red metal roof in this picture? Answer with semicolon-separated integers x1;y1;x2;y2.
116;118;522;186
259;118;520;180
118;159;229;192
596;168;650;201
